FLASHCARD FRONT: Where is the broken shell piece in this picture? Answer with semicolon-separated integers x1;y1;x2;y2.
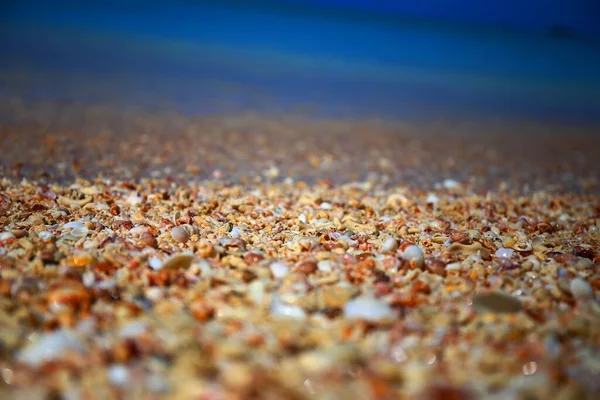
161;253;196;270
344;295;395;322
380;236;399;254
58;195;93;207
472;291;522;314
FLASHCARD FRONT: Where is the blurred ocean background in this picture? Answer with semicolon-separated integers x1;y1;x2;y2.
1;0;600;122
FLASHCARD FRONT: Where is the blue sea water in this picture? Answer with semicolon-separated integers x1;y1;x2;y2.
1;1;599;122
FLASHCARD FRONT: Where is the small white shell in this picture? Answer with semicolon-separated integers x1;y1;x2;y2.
270;294;306;319
0;232;16;241
344;296;395;322
379;236;398;254
269;262;290;279
18;330;84;366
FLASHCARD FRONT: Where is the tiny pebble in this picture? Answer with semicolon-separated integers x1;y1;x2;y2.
570;278;594;302
170;226;189;243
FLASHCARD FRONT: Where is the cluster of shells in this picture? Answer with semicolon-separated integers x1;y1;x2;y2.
0;176;599;399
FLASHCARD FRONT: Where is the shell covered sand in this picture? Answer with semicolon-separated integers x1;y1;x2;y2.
0;103;599;399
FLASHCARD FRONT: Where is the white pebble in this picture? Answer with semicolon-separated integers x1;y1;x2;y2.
18;330;84;366
269;262;290;279
495;248;514;258
402;245;425;268
108;364;130;387
319;202;332;210
82;271;95;287
298;213;307;224
0;232;15;240
170;226;189;243
344;296;395;322
379;236;398;254
570;278;594;302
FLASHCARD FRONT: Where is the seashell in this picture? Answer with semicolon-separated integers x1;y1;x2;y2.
63;221;89;238
161;253;196;270
448;241;491;260
401;245;425;268
170;226;189;243
58;195;93;207
512;242;532;252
